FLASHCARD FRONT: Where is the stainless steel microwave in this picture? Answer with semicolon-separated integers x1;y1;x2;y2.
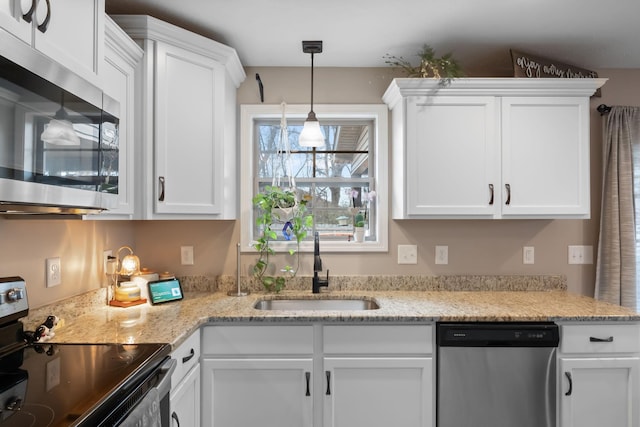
0;30;119;216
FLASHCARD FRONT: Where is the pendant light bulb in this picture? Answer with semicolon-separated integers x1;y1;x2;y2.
299;41;325;148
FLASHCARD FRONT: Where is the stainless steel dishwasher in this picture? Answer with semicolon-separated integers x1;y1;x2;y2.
437;322;559;427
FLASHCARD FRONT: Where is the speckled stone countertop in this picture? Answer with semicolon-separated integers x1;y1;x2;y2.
27;275;640;350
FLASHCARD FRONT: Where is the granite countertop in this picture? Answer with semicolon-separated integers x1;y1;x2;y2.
36;288;640;350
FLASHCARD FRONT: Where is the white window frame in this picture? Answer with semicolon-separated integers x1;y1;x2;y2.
240;104;389;253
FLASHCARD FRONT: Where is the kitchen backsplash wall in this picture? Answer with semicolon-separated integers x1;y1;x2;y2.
2;67;639;309
0;220;134;308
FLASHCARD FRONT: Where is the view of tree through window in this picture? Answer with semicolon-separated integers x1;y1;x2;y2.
254;119;375;242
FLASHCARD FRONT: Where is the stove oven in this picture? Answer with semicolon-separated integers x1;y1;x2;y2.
0;277;173;427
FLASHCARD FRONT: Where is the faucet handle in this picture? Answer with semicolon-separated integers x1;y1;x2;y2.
319;270;330;286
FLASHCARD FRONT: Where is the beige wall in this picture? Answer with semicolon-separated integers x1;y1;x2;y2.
0;220;135;308
4;67;639;309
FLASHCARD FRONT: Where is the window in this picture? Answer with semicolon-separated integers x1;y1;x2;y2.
240;104;388;252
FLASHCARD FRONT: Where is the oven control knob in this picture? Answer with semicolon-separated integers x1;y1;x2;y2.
6;397;23;411
6;288;24;302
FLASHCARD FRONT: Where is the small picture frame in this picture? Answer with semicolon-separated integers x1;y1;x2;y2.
147;278;183;305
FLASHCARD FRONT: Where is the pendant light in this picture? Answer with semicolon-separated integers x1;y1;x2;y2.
299;40;325;148
41;91;81;146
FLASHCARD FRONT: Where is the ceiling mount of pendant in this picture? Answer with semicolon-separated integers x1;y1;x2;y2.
302;40;323;54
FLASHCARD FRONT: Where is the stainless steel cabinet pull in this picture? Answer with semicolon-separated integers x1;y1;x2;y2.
182;348;195;363
326;371;331;395
22;0;37;22
36;0;51;33
589;336;614;342
158;176;165;201
305;372;311;396
505;183;511;205
171;411;180;427
564;372;573;396
488;184;494;205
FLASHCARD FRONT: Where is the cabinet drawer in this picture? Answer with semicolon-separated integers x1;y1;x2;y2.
561;323;640;354
202;325;314;355
323;325;433;355
171;330;201;387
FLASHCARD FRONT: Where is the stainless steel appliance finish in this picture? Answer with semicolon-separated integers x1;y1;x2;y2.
437;322;559;427
0;30;119;215
0;276;172;427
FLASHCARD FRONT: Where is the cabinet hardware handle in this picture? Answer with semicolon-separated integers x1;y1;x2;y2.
488;184;494;205
505;183;511;205
564;372;573;396
36;0;51;33
589;336;614;342
22;0;37;23
159;176;165;201
305;371;311;396
326;371;331;395
182;348;195;364
171;411;180;427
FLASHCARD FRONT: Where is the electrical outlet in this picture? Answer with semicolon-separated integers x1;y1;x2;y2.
435;246;448;265
46;257;61;287
523;246;535;264
568;245;593;265
103;250;113;275
181;246;194;265
398;244;417;264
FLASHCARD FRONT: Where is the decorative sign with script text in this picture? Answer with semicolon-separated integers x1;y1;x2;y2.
510;49;601;96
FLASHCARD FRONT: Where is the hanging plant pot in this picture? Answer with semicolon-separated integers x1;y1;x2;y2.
273;201;298;222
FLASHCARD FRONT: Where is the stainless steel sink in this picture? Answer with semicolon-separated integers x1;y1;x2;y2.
253;297;379;311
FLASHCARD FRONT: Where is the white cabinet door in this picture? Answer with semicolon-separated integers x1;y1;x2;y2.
31;0;103;85
323;357;433;427
559;357;640;427
501;97;590;218
153;40;225;215
87;18;142;218
0;0;32;42
170;364;200;427
405;96;498;217
201;358;314;427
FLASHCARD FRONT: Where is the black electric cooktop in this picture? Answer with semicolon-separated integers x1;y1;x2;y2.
0;342;169;426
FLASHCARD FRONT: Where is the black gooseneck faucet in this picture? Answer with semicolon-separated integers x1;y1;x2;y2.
312;232;329;293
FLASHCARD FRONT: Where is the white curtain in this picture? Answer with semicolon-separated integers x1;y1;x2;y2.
595;106;640;310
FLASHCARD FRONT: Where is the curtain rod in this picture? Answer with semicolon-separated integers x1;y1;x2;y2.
597;104;611;115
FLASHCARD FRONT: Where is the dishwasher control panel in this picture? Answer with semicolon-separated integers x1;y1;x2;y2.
438;322;560;347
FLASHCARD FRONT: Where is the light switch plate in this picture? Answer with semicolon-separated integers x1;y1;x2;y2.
398;245;417;264
523;246;535;264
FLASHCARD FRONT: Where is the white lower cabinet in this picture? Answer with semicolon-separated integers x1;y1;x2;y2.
169;331;201;427
201;358;314;427
170;364;200;427
201;324;434;427
558;323;640;427
323;357;432;427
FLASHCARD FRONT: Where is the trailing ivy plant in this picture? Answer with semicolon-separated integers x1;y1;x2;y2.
384;44;464;86
252;186;313;292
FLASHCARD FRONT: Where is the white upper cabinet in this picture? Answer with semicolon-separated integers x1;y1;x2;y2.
383;78;607;219
0;0;104;86
86;17;143;219
112;15;245;219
